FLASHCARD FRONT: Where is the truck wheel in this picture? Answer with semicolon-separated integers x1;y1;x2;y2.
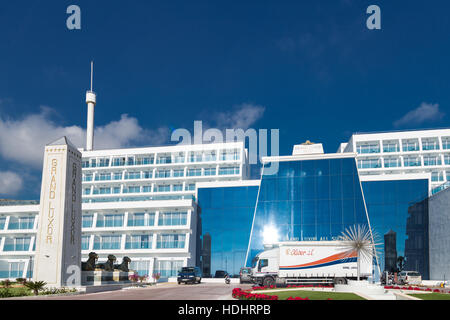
334;277;347;285
263;277;275;287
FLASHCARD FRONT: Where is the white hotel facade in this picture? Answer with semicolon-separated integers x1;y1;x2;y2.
338;128;450;194
0;141;249;280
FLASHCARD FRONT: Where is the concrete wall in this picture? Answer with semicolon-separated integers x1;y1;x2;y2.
429;187;450;280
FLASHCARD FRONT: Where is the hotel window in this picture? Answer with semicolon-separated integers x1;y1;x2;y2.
204;168;216;176
384;158;401;168
155;260;184;277
6;262;25;278
174;153;185;163
96;214;124;228
187;168;202;177
423;155;442;166
112;157;126;166
173;184;183;192
82;215;94;228
156;185;170;193
357;159;381;169
0;217;6;230
383;141;400;153
404;156;421;167
156;155;172;164
143;185;152;193
156;234;186;249
446;171;450;181
124;186;140;194
3;237;31;251
402;140;419;152
81;236;90;250
113;172;123;180
220;149;240;161
95;173;112;181
204;151;216;162
422;138;440;151
125;171;141;180
113;187;121;194
156;170;171;178
125;234;151;249
82;160;90;168
128;212;155;227
442;138;450;150
130;260;150;276
142;171;152;179
127;212;145;227
431;171;445;182
185;184;195;191
445;154;450;165
97;158;110;167
127;157;135;166
83;174;93;182
173;169;184;177
356;143;380;154
90;159;97;168
136;156;154;165
83;188;91;195
93;187;111;195
158;212;188;226
8;216;34;230
219;166;240;175
189;152;203;163
93;235;121;250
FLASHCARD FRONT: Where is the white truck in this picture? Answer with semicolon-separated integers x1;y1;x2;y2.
250;241;372;286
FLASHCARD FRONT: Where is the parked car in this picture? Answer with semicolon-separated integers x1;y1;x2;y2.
398;271;422;285
239;267;252;284
177;267;202;284
214;270;229;278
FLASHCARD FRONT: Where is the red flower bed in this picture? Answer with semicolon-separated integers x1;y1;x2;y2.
232;288;278;300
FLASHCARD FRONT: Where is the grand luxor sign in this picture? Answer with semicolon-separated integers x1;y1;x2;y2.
34;137;82;287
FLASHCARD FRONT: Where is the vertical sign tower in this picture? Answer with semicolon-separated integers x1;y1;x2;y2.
33;137;82;287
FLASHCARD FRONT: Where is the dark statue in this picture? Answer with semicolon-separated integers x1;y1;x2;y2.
96;255;117;271
82;253;132;272
81;252;98;271
114;257;132;272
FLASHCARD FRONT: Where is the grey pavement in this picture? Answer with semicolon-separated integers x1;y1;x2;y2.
11;282;253;300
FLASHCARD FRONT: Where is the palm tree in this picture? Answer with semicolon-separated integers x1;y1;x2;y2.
339;224;379;281
24;281;47;296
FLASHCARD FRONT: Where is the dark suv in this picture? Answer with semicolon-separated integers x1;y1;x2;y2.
214;270;229;278
177;267;202;284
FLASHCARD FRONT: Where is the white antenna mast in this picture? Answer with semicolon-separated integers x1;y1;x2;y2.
90;61;94;92
85;61;97;151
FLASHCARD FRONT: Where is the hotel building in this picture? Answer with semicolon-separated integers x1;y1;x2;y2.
0;141;249;279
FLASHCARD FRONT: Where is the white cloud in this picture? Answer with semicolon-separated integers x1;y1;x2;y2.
393;102;445;128
210;103;265;130
0;171;23;196
0;107;169;169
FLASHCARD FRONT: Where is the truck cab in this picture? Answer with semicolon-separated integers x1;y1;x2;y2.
250;248;279;286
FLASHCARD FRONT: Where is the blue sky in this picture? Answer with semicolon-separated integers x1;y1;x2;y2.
0;0;449;199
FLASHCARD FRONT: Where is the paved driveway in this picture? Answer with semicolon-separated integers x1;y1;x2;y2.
15;282;253;300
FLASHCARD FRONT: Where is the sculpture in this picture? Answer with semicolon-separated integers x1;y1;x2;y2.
96;255;117;272
81;252;98;271
114;257;132;272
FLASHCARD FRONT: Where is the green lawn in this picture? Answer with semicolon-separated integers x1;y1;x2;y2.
409;293;450;300
270;290;365;300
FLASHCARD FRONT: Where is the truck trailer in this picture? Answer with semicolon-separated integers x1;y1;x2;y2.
250;241;372;286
